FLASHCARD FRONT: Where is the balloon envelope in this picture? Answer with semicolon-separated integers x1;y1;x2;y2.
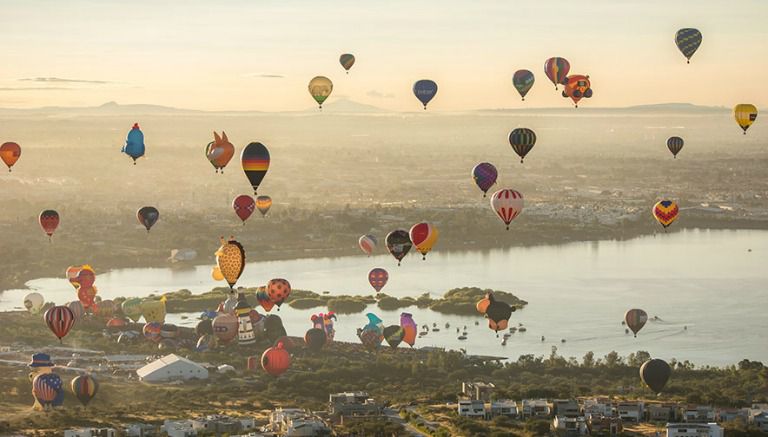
491;189;524;230
383;325;405;348
513;70;535;100
368;268;389;293
216;237;246;290
304;328;326;352
308;76;333;108
33;373;63;407
340;53;355;72
24;292;45;314
256;195;272;217
71;374;98;407
413;79;438;109
0;141;21;171
666;137;684;158
409;223;438;259
137;206;159;232
44;306;75;341
400;312;417;347
625;309;648;337
734;104;758;134
233;195;256;223
509;128;537;163
640;358;671;393
653;200;679;228
472;163;497;196
39;210;60;238
241;142;270;195
122;123;145;163
544;57;570;88
386;230;412;265
675;28;702;63
212;313;239;343
206;131;235;172
358;234;377;256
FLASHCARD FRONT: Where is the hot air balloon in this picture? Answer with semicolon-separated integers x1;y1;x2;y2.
241;142;270;195
256;195;272;217
340;53;355;73
39;210;59;240
44;306;75;342
734;104;758;134
96;300;115;318
480;292;514;332
137;206;159;232
491;189;524;230
383;325;404;349
409;223;439;260
413;79;438;110
400;313;417;347
262;342;291;376
358;234;377;256
624;309;648;338
640;358;671;393
266;279;292;308
386;230;412;266
544;57;570;89
74;266;98;312
321;313;337;344
257;290;276;312
140;298;166;324
513;70;535;100
509;128;537;163
0;141;21;172
24;293;45;314
212;313;239;343
196;319;214;336
122;123;145;164
476;295;491;315
308;76;333;109
71;374;98;407
67;301;85;321
196;334;217;352
33;373;63;409
206;131;235;173
264;314;287;343
143;322;162;342
232;195;255;224
472;162;497;197
358;328;383;351
304;328;326;352
215;237;245;291
667;137;684;158
121;297;143;323
562;75;592;107
675;28;702;63
368;268;388;293
652;200;679;230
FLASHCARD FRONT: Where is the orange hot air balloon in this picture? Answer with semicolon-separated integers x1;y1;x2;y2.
561;75;593;107
261;341;291;376
0;142;21;172
206;131;235;173
256;195;272;217
215;237;245;291
266;279;291;308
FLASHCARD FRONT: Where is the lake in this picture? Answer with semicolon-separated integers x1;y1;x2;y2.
2;228;766;366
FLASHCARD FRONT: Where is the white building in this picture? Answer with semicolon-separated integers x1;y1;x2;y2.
458;400;486;418
583;397;613;418
553;416;588;436
123;423;157;436
64;429;116;437
490;400;518;418
266;408;331;436
137;354;208;382
162;420;195;437
522;399;551;419
666;423;723;437
749;409;768;432
617;401;643;423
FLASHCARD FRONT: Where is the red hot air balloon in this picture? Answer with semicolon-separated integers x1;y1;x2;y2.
368;268;388;293
44;306;75;342
267;279;292;309
261;342;291;376
39;210;60;241
0;141;21;172
232;195;256;224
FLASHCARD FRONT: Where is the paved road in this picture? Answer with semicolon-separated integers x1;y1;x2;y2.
383;407;430;437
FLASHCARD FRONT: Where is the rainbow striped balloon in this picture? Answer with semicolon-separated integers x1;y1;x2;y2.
241;142;270;195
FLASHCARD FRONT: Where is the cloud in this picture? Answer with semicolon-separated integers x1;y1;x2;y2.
243;73;285;79
19;77;110;84
367;90;395;99
0;87;70;91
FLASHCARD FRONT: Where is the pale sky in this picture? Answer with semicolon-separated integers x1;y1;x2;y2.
1;0;766;111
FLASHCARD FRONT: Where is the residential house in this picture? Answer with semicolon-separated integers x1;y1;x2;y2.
458;400;487;418
162;420;195;437
522;399;552;419
681;406;715;423
616;401;644;423
553;416;588;436
123;423;158;436
328;392;381;418
553;399;581;418
665;422;724;437
582;397;613;419
191;415;256;434
461;381;496;401
64;429;116;437
588;416;622;436
136;354;208;383
266;408;331;436
489;400;518;418
647;403;677;422
715;408;748;423
748;409;768;432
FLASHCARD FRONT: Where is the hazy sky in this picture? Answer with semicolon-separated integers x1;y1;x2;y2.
1;0;766;111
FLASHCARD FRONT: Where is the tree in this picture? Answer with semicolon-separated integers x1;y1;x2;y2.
582;351;595;368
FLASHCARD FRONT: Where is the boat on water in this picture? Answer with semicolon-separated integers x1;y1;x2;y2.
432;328;440;332
509;327;517;333
518;327;527;332
501;338;508;346
458;335;467;340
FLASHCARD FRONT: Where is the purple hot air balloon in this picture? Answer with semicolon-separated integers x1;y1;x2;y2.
472;162;498;197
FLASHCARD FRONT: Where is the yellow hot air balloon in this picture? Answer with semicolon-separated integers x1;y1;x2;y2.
212;266;225;281
215;236;245;290
308;76;333;109
734;104;758;134
409;223;439;260
140;298;166;324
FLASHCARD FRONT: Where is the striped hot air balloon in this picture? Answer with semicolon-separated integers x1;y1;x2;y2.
33;373;63;408
491;189;524;230
544;57;570;89
256;195;272;217
509;128;537;163
44;306;75;342
71;374;98;407
339;53;356;73
652;200;679;230
666;137;684;158
241;142;270;194
624;309;648;337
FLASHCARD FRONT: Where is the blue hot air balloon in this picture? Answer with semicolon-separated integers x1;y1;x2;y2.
413;79;438;110
122;123;145;164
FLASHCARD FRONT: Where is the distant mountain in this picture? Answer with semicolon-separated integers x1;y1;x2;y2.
0;101;203;116
478;102;729;114
301;98;387;114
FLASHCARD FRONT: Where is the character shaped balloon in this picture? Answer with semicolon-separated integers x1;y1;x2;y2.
0;141;21;172
383;325;405;349
400;312;417;347
215;236;245;291
122;123;145;164
74;265;98;312
308;76;333;109
358;313;384;352
206;131;235;173
478;292;515;333
261;341;291;376
561;75;592;107
304;328;326;352
33;372;64;410
241;142;270;195
140;298;166;324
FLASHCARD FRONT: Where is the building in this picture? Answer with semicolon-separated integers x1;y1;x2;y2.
553;399;581;418
582;397;613;419
715;408;747;423
162;420;195;437
136;354;208;382
588;416;622;436
458;400;486;418
328;392;381;418
522;399;552;419
461;381;496;401
489;400;518;418
265;408;331;436
123;423;159;436
681;406;715;423
192;415;257;434
64;429;116;437
665;423;724;437
616;401;644;423
647;404;677;422
749;409;768;432
553;416;588;436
